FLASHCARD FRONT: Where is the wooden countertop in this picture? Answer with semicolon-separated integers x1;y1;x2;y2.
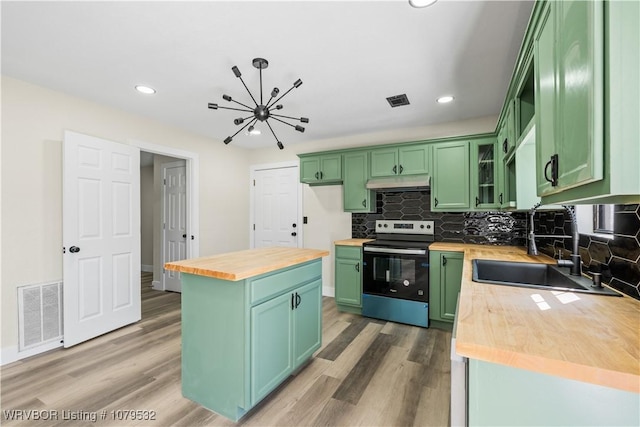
334;238;374;246
431;242;640;393
164;247;329;281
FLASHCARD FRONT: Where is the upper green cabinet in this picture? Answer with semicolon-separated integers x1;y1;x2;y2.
370;144;430;177
300;154;342;184
534;0;604;197
431;140;470;211
470;138;500;209
343;151;375;213
498;100;516;157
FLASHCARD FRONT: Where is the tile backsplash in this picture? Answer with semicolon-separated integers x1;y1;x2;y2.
534;204;640;300
351;191;640;300
351;191;527;245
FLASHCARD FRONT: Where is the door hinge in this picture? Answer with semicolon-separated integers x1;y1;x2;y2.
253;224;255;231
164;178;167;185
163;223;165;230
253;179;256;186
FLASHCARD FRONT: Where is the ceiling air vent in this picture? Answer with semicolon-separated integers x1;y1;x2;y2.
386;94;410;107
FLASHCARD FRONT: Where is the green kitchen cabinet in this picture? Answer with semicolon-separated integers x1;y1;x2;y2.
299;154;342;184
469;359;639;426
431;140;470;211
251;278;321;405
334;245;363;314
343;151;375;213
370;144;430;177
538;0;640;205
429;250;463;327
181;259;322;422
470;138;500;210
534;0;604;197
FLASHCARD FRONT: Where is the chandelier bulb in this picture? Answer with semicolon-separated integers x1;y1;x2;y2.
223;94;232;102
271;88;280;97
275;105;283;110
224;136;233;144
248;125;254;132
277;141;284;150
234;118;244;125
293;79;303;88
232;66;241;78
295;125;305;133
300;117;309;123
208;103;218;110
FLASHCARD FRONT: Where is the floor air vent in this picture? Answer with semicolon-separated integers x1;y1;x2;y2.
18;282;63;351
386;94;410;107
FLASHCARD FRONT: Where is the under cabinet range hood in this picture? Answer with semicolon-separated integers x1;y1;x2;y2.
365;175;430;191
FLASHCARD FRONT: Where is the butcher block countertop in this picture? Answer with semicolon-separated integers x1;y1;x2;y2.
429;242;640;393
164;247;329;281
334;238;374;246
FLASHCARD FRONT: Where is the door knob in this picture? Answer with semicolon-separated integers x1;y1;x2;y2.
292;223;297;228
69;246;81;253
291;232;297;237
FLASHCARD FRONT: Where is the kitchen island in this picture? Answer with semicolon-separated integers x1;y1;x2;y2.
430;243;640;426
165;247;329;422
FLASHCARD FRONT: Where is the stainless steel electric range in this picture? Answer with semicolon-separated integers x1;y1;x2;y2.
362;220;434;327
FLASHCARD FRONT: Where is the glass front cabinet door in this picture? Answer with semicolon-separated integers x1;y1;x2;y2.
471;138;499;209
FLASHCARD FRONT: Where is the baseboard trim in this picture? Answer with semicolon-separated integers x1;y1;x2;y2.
0;340;63;366
141;264;154;272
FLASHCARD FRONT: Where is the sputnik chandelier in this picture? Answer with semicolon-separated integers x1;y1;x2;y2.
208;58;309;150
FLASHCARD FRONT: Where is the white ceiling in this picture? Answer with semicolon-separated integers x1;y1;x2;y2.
1;0;534;150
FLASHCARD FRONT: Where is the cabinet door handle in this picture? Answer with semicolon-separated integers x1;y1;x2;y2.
434;197;438;207
544;154;559;186
499;193;503;204
315;171;319;180
399;165;403;174
291;293;295;310
362;199;366;208
392;165;397;174
320;171;324;180
475;196;480;207
355;262;360;272
295;292;301;308
503;139;508;153
442;255;447;266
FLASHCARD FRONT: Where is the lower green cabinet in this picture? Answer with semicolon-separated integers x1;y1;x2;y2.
334;245;363;314
469;359;639;426
251;278;321;405
181;260;322;422
429;250;464;327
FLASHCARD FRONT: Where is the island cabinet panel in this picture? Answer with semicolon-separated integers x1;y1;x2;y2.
180;259;323;422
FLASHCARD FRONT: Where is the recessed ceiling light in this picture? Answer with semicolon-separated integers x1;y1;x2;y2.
437;95;454;104
409;0;438;8
135;85;156;95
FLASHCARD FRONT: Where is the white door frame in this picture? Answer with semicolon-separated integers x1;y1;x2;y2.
131;139;199;290
249;161;303;249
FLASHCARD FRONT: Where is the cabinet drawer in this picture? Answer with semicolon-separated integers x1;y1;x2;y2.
335;245;362;260
249;260;321;305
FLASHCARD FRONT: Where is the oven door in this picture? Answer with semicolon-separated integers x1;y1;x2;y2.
362;246;429;302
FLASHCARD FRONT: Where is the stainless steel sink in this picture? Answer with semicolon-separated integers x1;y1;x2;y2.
471;259;620;296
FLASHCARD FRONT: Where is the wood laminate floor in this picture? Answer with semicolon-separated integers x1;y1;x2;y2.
1;272;452;426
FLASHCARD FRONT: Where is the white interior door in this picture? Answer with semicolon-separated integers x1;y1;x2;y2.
63;131;141;348
162;161;187;292
254;166;299;248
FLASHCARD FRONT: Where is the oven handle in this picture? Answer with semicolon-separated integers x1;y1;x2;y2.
363;246;427;255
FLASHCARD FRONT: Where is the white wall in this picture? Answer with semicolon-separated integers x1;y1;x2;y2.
140;164;154;270
247;115;497;296
0;76;251;362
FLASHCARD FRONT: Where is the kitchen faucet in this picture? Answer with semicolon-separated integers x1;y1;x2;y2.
527;202;541;255
556;205;582;276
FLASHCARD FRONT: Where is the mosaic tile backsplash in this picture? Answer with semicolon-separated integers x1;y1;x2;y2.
351;191;640;300
351;191;527;245
534;204;640;300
